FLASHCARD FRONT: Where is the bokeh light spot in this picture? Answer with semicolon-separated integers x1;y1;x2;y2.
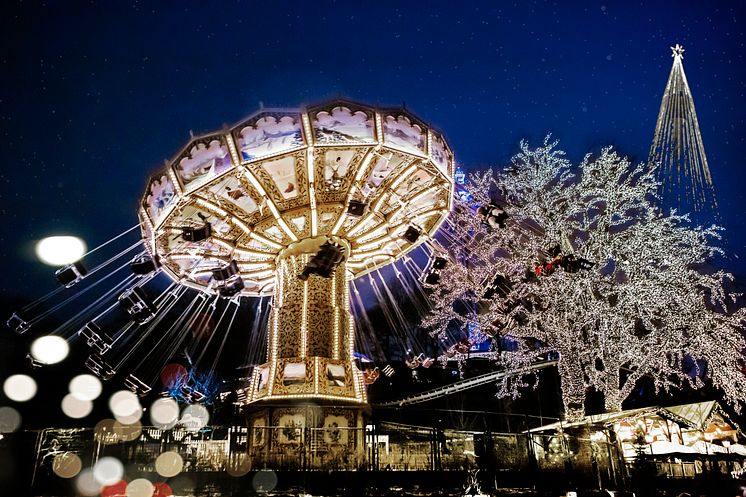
62;393;93;419
152;482;174;497
150;398;179;429
52;452;82;479
252;469;278;492
0;406;22;433
69;374;102;401
126;478;154;497
113;419;142;442
75;468;101;497
180;404;209;432
93;456;124;486
109;390;142;424
30;335;69;364
94;419;118;445
35;235;86;266
100;479;127;497
226;455;251;477
160;364;187;389
3;374;37;402
155;451;183;478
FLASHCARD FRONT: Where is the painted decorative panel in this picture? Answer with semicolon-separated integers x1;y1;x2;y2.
235;113;304;161
312;105;375;145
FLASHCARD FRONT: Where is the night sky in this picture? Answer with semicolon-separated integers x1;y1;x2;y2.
0;1;744;422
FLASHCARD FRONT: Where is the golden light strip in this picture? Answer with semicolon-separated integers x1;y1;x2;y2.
248;269;275;280
225;133;242;166
210;237;235;252
331;211;347;236
301;112;314;146
237;261;273;270
306;145;315;184
350;245;396;259
266;200;298;241
194;197;228;217
249;232;283;250
309;184;318;237
233;247;276;259
252;393;364;403
168;167;183;196
355;224;389;244
389;163;417;190
406;185;440;206
410;208;447;225
349;317;363;402
355;235;392;253
354;147;377;182
231;217;252;235
241;168;267;197
332;273;339;360
374;112;384;144
314;357;320;394
347;255;394;268
301;278;308;358
307;145;317;236
372;191;389;213
346;212;375;237
268;293;280;396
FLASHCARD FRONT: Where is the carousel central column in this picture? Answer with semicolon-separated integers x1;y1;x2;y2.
245;238;366;468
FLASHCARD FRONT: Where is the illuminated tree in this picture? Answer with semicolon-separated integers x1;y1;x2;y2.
424;138;746;421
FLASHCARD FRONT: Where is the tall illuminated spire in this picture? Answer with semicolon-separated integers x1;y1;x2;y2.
648;44;719;219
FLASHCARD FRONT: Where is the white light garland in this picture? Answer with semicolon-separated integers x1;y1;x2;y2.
424;138;746;421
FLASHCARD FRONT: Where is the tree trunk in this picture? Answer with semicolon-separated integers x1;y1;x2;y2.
558;358;586;422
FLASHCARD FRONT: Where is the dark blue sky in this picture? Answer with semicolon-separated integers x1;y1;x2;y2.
1;0;744;299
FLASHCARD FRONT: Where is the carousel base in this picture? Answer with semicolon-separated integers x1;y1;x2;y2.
244;402;366;470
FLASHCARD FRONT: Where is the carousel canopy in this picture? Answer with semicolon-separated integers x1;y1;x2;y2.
139;100;455;297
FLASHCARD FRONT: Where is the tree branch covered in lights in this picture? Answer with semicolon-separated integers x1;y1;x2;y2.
424;138;746;421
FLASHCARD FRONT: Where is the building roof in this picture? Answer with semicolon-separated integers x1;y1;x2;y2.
527;401;719;433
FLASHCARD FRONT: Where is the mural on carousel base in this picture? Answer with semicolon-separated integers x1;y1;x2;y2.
323;415;349;445
327;364;346;387
383;114;426;156
144;175;177;227
176;139;233;191
236;113;304;161
278;414;305;444
313;106;375;145
322;149;356;191
252;418;267;447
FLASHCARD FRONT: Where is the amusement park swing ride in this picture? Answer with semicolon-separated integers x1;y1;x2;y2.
7;100;471;453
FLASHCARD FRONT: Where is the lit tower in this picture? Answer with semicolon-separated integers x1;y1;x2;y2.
648;44;719;219
139;100;454;464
